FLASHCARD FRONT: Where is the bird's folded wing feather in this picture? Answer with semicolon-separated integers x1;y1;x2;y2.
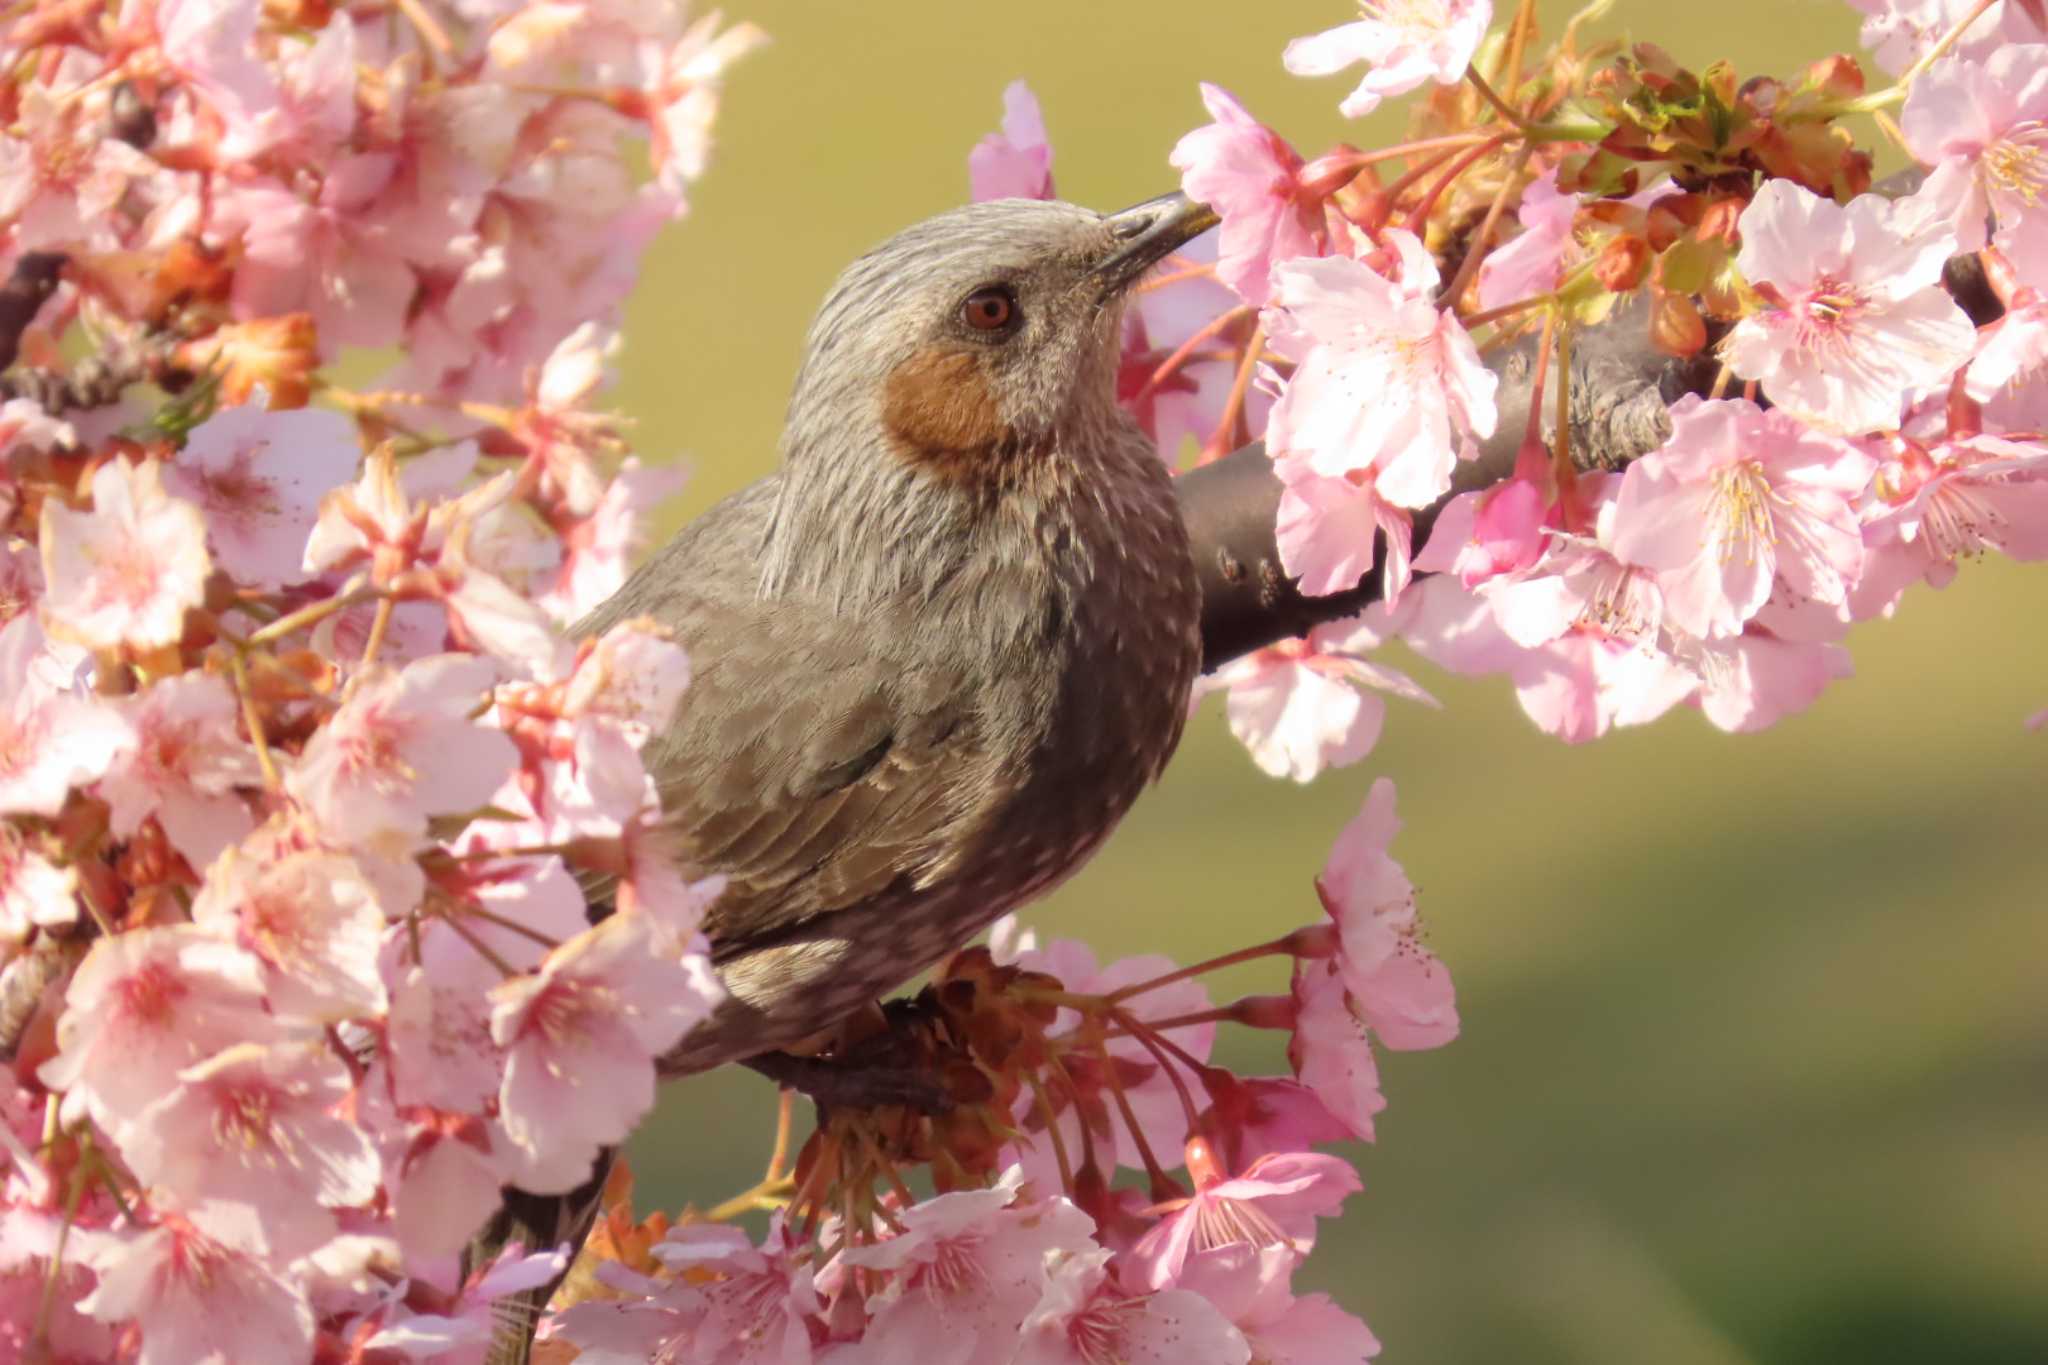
575;478;994;957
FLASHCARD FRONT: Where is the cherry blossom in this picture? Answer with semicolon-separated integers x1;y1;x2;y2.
122;1042;379;1255
1272;456;1415;601
165;404;363;589
100;672;262;870
38;926;279;1137
287;653;518;850
190;844;389;1020
1610;397;1875;640
1170;84;1324;306
1173;1244;1382;1364
1476;169;1582;312
1845;0;2047;76
972;80;1056;202
1129;1146;1360;1290
1287;961;1387;1142
77;1200;315;1365
1017;1246;1250;1365
1263;236;1498;508
838;1181;1099;1361
1723;180;1976;433
0;822;75;940
1282;0;1492;118
39;456;212;653
490;911;719;1191
1196;609;1435;781
0;615;131;818
1317;779;1458;1050
1905;46;2048;289
1863;433;2048;591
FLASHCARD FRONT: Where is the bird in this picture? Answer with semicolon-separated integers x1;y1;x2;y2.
579;191;1218;1081
479;194;1218;1359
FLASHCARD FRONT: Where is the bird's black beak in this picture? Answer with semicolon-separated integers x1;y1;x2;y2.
1091;192;1220;296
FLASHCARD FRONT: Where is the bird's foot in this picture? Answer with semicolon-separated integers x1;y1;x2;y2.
741;1049;954;1115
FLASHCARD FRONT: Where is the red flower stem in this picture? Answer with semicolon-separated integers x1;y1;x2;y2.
1099;933;1305;1005
1132;260;1220;295
1026;1072;1077;1193
1202;322;1266;463
1110;1008;1205;1134
1093;1036;1179;1199
1405;135;1510;235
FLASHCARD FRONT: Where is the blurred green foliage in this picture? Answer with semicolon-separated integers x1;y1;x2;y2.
617;3;2048;1359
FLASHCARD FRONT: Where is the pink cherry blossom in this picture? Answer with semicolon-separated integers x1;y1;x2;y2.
383;946;505;1114
1195;609;1435;782
77;1200;315;1365
1966;296;2048;424
0;615;131;817
972;80;1056;202
839;1181;1099;1361
288;653;517;848
1685;631;1853;733
1846;0;2047;77
1863;433;2048;590
122;1041;379;1254
1476;168;1582;312
190;844;389;1020
0;76;159;251
1170;84;1324;305
0;1209;121;1361
641;13;770;194
1016;1246;1250;1365
1173;1244;1381;1365
1611;397;1875;640
641;1219;820;1361
1288;961;1387;1142
540;457;687;623
1264;236;1499;507
0;821;75;940
1903;45;2048;287
101;672;261;871
1282;0;1492;118
1724;180;1976;432
39;456;211;653
164;404;363;589
1317;779;1458;1050
1272;456;1415;601
1129;1148;1360;1290
39;926;278;1137
490;911;718;1191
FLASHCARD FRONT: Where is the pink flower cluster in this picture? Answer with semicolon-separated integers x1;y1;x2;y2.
1143;22;2048;770
550;777;1455;1365
0;0;760;1356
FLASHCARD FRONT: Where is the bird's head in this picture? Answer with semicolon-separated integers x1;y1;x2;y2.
780;194;1219;492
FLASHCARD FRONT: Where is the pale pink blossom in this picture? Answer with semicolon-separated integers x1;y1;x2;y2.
642;14;769;194
1170;84;1323;306
640;1219;820;1362
1863;433;2048;590
287;653;517;848
1129;1149;1360;1290
1611;397;1875;640
387;1115;511;1261
123;1042;379;1253
39;457;211;652
1195;609;1435;782
1846;0;2047;77
190;845;389;1020
490;911;718;1191
366;1245;572;1358
1903;45;2048;286
972;80;1056;202
1282;0;1492;118
1685;631;1853;733
1966;298;2048;416
1118;231;1272;453
0;1209;121;1361
101;672;261;870
1476;168;1581;312
1410;442;1555;590
165;404;362;589
1504;630;1698;744
77;1200;314;1365
1016;1246;1250;1365
840;1182;1098;1362
156;0;289;159
1317;779;1458;1051
1272;456;1415;600
0;615;131;817
1724;180;1975;432
0;78;158;251
1173;1244;1381;1365
39;926;278;1136
1288;961;1386;1142
0;822;75;940
1264;237;1498;506
383;947;504;1114
540;457;687;623
216;167;418;354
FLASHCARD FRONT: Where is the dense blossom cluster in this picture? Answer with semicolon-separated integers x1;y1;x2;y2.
1;0;2044;1358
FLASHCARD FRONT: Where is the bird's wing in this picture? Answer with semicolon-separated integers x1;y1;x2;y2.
575;478;996;956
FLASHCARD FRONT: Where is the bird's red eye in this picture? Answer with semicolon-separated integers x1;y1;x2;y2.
961;286;1018;333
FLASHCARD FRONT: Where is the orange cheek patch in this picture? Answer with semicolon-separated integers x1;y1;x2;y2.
881;346;1026;484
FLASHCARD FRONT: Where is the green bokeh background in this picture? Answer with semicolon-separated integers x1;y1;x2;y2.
612;4;2048;1360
